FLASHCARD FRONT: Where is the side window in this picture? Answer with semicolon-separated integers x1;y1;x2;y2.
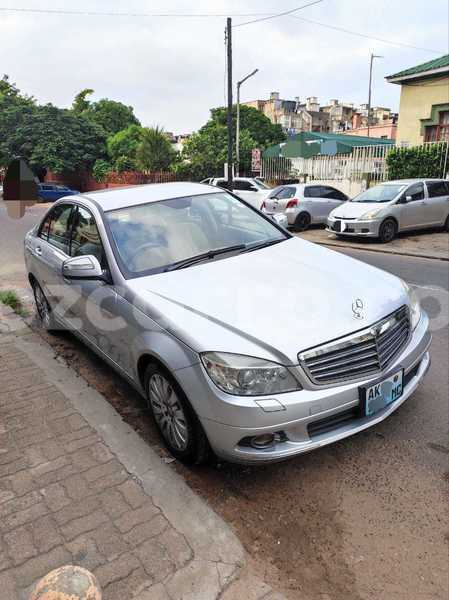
71;206;106;266
304;186;322;198
326;187;347;201
405;183;424;202
38;214;52;242
47;204;74;254
426;181;449;197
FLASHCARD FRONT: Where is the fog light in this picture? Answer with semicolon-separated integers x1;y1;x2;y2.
250;433;276;449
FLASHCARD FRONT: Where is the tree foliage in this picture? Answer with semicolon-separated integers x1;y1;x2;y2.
8;105;106;173
107;124;142;168
208;104;286;148
136;127;175;172
72;89;141;137
181;123;257;180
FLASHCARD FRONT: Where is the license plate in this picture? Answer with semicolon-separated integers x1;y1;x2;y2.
360;368;404;417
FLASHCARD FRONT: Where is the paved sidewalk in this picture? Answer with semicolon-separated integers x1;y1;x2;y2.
296;227;449;261
0;306;284;600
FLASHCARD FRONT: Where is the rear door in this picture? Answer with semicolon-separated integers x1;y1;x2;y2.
303;185;330;222
425;181;449;225
34;203;75;320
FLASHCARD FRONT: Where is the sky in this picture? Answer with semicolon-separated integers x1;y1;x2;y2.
1;0;448;134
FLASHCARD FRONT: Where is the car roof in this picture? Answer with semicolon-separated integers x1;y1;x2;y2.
380;178;446;185
78;182;219;212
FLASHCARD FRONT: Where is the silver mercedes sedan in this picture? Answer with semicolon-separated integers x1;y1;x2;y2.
24;182;431;464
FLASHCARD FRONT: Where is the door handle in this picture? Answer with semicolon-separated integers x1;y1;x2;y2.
35;246;42;256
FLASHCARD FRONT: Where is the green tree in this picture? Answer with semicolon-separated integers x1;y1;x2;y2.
208;104;286;148
92;159;112;182
0;75;35;168
72;89;140;137
6;104;106;173
72;88;94;114
107;124;142;168
136;127;175;172
87;98;140;137
181;123;256;180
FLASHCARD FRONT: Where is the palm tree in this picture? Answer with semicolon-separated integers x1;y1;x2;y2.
136;126;174;173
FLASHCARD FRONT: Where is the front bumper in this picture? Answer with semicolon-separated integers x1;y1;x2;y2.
326;216;382;237
179;313;431;464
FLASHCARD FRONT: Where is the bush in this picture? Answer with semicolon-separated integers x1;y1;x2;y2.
386;143;449;180
92;159;112;183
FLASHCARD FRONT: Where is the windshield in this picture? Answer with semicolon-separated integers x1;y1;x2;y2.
105;192;287;277
351;184;406;203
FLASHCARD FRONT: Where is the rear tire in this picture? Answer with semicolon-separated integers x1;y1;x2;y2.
378;219;397;243
444;215;449;232
32;281;57;332
293;212;311;232
144;364;210;465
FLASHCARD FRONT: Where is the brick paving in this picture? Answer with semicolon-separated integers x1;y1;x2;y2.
0;306;284;600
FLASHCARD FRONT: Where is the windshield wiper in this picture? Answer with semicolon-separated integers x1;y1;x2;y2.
165;244;246;271
239;238;285;254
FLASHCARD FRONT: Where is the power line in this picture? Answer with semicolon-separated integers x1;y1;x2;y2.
233;0;324;28
0;7;278;18
291;15;443;54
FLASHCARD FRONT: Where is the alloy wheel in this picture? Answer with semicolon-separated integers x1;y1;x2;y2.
295;213;311;231
148;373;189;451
380;221;396;243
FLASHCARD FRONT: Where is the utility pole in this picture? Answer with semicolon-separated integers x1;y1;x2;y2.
367;53;382;137
226;17;233;190
236;68;259;176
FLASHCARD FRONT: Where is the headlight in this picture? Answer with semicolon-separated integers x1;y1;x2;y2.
361;209;383;220
200;352;302;396
401;280;421;329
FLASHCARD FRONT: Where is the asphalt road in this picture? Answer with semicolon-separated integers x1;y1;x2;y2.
1;202;448;599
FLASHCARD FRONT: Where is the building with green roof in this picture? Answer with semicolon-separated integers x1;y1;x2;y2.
386;54;449;146
263;131;393;159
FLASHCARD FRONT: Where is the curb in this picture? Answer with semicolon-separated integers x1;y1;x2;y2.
296;235;449;262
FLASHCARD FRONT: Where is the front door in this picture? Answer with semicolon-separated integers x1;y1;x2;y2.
399;183;430;229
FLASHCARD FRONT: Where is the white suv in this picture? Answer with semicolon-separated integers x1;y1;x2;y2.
202;177;272;209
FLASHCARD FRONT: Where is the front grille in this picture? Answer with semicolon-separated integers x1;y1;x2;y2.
299;306;410;385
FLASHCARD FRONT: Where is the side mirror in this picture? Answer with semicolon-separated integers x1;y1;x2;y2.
271;213;288;228
62;255;107;281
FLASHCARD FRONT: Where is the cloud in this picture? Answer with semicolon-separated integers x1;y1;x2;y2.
1;0;447;132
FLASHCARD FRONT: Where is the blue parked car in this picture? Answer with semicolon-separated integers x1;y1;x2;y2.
37;183;80;202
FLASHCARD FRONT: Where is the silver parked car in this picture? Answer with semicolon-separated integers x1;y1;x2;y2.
327;179;449;243
204;177;272;210
25;182;431;464
262;183;348;231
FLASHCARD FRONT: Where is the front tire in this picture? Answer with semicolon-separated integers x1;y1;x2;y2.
378;219;397;243
32;281;57;332
144;364;210;465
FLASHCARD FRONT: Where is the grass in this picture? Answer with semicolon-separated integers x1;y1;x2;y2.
0;290;28;317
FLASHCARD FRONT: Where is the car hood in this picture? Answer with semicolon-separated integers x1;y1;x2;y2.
331;201;389;219
125;237;407;365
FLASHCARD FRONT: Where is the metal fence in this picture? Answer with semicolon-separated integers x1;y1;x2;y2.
261;141;449;184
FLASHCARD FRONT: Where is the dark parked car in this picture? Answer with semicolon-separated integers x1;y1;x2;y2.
37;183;80;202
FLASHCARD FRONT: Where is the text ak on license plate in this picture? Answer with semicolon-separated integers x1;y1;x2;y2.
362;369;404;417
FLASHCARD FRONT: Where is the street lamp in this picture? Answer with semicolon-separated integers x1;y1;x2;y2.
367;53;383;137
236;68;259;176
